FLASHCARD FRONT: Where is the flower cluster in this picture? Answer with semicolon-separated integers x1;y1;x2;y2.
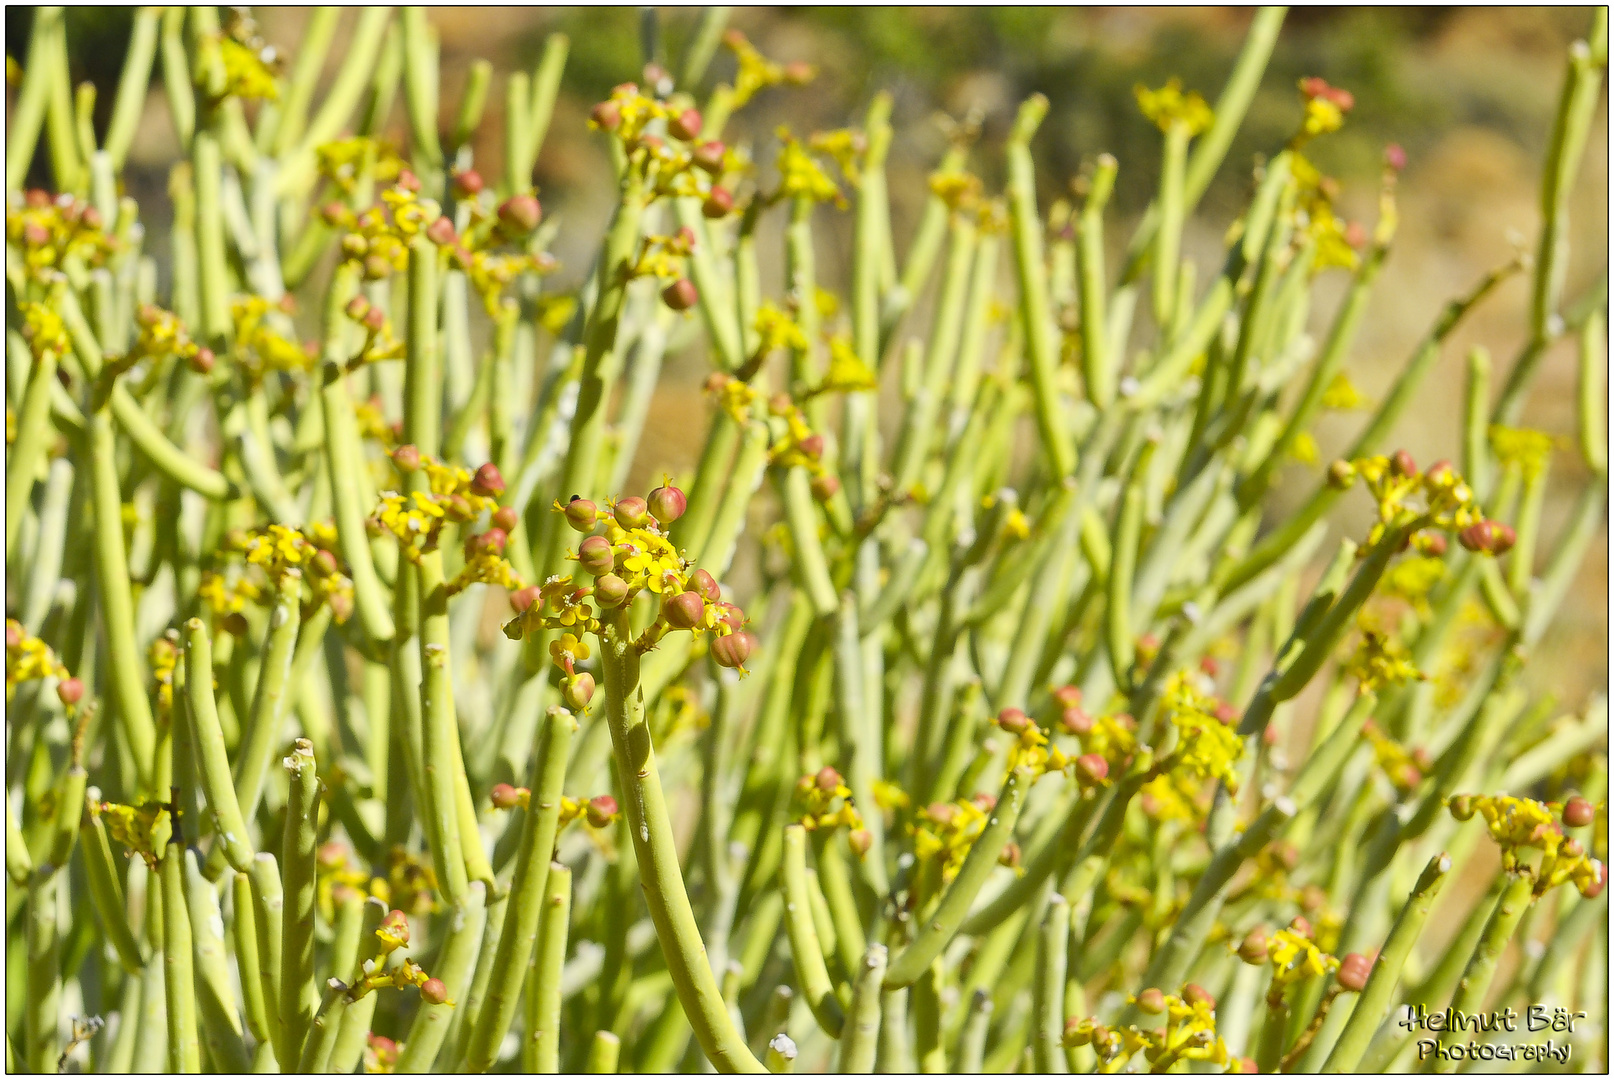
1329;451;1487;549
912;793;997;883
228;523;355;623
1289;154;1358;272
230;296;315;381
1135;79;1214;136
147;633;181;718
124;304;213;375
721;30;815;109
794;766;864;834
6;618;69;699
1488;425;1557;480
6;189;115;278
96;799;171;869
1450;794;1606;898
342;909;447;1006
1264;924;1339;998
373;453;507;562
316;137;407;195
1344;625;1422;692
337;293;407;367
1361;720;1427;794
1294;77;1354;143
773;129;844;206
1066;985;1230;1073
17;301;70;365
1159;672;1244;794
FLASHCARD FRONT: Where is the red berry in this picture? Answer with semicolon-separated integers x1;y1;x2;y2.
564;497;599;533
593;574;630;608
647;484;687;523
492;505;520;532
662;278;699;311
578;535;615;576
56;677;84;707
509;585;542;613
1074;754;1109;786
996;707;1030;735
420;978;449;1005
662;590;705;630
688;568;721;601
1564;797;1596;829
692;141;726;175
586;795;619;828
702;186;734;219
591;100;622;130
810;474;840;502
1337;952;1373;992
668;109;703;142
453;169;484;197
498;194;543;235
613;497;650;529
425;216;457;246
711;631;754;669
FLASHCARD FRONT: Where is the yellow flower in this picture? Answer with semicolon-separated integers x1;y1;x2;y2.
218;36;279;101
809;129;864;187
1135;79;1214;136
774;129;843;206
753;302;808;357
814;337;878;396
1268;927;1337;989
97;801;170;868
1488;426;1556;480
1321;372;1371;411
1161;673;1244;793
316;137;406;193
548;633;590;671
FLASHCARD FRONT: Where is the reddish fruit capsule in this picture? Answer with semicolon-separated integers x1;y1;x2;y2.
492;505;520;532
692;141;726;175
564;497;599;533
591;100;622;130
563;672;596;710
848;828;873;857
815;767;843;792
1564;797;1596;829
56;677;84;707
1182;984;1215;1009
498;194;543;235
578;535;615;576
1135;987;1167;1014
490;783;527;809
471;463;505;497
613;497;650;529
798;433;825;460
1337;952;1373;992
1289;915;1313;938
1459;520;1515;556
662;590;705;630
362;305;387;332
702;186;734;219
189;347;215;375
668;109;703;141
711;631;754;669
1074;754;1109;786
345;295;372;320
1385;143;1407;171
1238;926;1270;964
1052;685;1082;709
593;574;630;608
1581;861;1609;899
395;169;421;193
509;585;541;613
420;978;449;1005
714;602;745;632
1448;794;1476;821
810;474;840;502
314;549;340;576
425;216;457;246
783;60;815;84
363;253;394;281
453;169;484;197
662;277;699;311
1061;706;1092;734
1390;449;1416;478
1417;531;1448;557
647;484;687;523
688;568;720;601
586;795;619;828
996;707;1030;735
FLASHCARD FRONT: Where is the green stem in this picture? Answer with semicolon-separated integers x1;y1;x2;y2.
279;740;319;1070
836;944;887;1073
1032;893;1071;1073
525;861;573;1072
162;841;202;1072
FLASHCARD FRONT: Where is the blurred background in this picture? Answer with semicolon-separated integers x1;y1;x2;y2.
7;6;1608;707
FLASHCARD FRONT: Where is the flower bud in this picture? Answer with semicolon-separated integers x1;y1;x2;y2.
816;767;844;793
563;672;596;710
783;60;816;84
1385;143;1407;172
1564;797;1596;829
848;828;873;857
363;305;387;332
1327;459;1356;489
1415;531;1447;557
391;444;421;473
395;169;421;193
591;100;622;130
490;783;528;809
425;215;457;246
1238;926;1269;964
363;253;394;280
998;842;1021;869
613;496;650;529
420;978;449;1005
345;295;372;321
1182;984;1215;1009
380;909;411;946
564;497;599;532
810;474;840;502
1052;685;1082;709
1074;754;1109;786
996;707;1030;735
1135;987;1167;1014
492;505;520;532
593;574;630;608
498;194;543;235
1289;915;1313;938
480;528;509;555
586;795;619;828
702;186;734;219
1448;794;1476;821
668;109;703;141
189;347;215;375
662;590;705;630
222;612;251;638
711;631;753;669
1390;449;1416;478
971;791;997;812
662;277;699;311
692;141;726;175
471;462;506;497
453;168;484;197
1459;519;1515;556
56;677;84;707
647;484;687;523
509;585;541;613
578;535;615;576
443;493;475;522
1337;952;1373;992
